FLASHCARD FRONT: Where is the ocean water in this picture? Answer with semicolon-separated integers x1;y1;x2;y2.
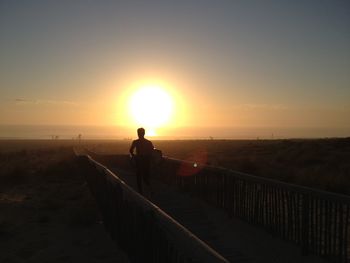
0;125;131;140
0;125;348;140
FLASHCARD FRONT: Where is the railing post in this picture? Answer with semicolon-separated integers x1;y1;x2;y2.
301;194;310;255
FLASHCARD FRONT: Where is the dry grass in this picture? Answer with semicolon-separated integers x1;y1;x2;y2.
161;138;350;195
0;144;129;263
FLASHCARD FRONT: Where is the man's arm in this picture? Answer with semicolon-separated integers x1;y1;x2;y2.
129;141;136;156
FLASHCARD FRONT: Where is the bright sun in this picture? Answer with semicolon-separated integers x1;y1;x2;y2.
128;85;174;130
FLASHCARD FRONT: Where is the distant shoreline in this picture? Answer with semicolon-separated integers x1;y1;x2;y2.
0;124;349;140
0;137;349;141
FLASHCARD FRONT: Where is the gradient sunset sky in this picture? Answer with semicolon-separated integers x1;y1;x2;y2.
1;1;349;138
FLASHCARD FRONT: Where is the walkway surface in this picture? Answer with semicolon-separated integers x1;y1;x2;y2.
104;162;327;263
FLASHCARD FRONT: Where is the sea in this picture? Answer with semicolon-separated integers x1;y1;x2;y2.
0;125;348;140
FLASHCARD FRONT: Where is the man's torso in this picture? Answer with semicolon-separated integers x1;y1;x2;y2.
133;138;154;156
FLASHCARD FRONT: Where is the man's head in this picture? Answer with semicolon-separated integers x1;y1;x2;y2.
137;128;145;138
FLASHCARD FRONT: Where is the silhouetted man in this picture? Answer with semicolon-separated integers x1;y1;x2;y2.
129;128;154;195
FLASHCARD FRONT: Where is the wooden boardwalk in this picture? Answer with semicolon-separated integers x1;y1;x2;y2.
109;165;326;263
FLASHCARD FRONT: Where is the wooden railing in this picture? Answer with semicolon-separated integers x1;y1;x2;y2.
76;154;229;263
156;157;350;263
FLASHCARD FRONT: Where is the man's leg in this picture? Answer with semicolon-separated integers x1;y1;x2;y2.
136;170;143;194
143;157;151;186
143;157;153;196
136;159;143;194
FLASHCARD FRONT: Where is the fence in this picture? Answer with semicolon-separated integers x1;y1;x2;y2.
76;154;229;263
155;157;350;263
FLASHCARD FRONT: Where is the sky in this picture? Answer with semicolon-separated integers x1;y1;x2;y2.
0;0;349;138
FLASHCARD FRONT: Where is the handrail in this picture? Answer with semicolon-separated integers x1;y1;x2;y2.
76;153;229;263
166;157;350;203
156;156;350;263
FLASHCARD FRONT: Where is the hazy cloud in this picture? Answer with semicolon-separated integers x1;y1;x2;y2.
240;104;288;110
14;98;37;105
15;99;78;106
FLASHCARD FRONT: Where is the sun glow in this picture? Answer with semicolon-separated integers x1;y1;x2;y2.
128;85;174;132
